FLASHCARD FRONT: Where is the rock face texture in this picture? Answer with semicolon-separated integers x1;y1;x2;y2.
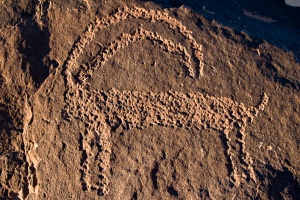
0;0;299;199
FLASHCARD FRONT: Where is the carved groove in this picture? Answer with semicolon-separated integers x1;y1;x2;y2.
66;83;268;194
62;6;269;196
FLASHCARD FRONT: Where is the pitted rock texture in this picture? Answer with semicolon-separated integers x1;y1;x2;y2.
63;6;268;196
66;84;268;195
64;6;204;87
1;0;300;199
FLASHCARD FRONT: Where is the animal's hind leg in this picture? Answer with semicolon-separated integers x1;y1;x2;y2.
225;125;257;186
238;126;256;183
222;129;240;187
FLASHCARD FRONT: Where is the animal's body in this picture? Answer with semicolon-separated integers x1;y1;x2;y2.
61;5;268;196
66;86;268;195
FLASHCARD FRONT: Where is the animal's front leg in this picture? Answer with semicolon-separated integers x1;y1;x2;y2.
80;120;112;196
96;121;112;196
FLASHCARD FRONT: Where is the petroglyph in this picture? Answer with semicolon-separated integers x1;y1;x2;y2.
66;84;268;195
64;6;204;86
84;28;194;81
62;6;269;196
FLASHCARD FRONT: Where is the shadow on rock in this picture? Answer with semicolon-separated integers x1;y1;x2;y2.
18;17;51;86
257;164;300;199
142;0;300;61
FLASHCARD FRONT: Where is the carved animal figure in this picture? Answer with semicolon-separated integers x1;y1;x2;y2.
65;85;268;195
62;6;268;196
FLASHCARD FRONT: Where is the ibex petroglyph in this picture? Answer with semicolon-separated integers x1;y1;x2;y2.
62;6;268;196
66;85;268;195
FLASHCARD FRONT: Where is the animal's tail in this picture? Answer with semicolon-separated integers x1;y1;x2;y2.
257;92;269;112
248;92;268;119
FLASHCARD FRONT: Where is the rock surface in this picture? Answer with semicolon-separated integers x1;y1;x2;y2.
0;0;299;199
